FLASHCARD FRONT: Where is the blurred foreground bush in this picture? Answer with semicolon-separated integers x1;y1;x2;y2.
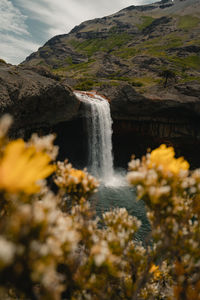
0;116;199;300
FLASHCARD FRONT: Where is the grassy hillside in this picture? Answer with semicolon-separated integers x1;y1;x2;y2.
22;0;200;92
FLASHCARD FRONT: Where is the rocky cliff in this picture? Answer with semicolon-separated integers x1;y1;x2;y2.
0;61;80;135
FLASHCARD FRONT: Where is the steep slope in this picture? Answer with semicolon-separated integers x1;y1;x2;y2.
23;0;200;94
21;0;200;166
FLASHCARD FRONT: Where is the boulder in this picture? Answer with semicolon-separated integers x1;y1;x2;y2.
0;62;80;134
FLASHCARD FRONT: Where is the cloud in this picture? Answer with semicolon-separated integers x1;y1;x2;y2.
15;0;158;37
0;33;40;64
0;0;39;64
1;0;158;64
0;0;29;35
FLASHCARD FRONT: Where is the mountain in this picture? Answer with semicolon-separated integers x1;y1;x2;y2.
23;0;200;95
15;0;200;166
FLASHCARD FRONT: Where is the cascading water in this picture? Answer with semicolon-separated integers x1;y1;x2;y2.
74;91;150;240
74;91;114;183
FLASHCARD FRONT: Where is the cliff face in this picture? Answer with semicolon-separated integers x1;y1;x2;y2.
0;61;80;135
102;82;200;167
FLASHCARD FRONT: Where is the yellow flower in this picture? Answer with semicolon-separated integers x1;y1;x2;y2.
149;144;189;175
0;139;55;194
149;264;161;280
69;169;86;183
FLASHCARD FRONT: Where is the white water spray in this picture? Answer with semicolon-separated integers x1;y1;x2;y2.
74;91;114;183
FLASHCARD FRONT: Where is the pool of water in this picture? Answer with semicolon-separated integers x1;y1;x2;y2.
90;171;151;241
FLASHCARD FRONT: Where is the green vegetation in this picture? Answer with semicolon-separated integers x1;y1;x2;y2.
109;80;121;86
69;33;130;56
66;59;95;71
56;59;95;73
137;16;155;31
131;76;160;87
73;78;98;90
37;60;45;65
187;38;200;47
53;30;199;86
113;47;139;58
137;34;184;56
112;33;185;61
160;69;177;88
181;55;200;69
92;72;160;88
113;34;182;59
72;73;161;91
161;34;184;49
169;55;200;70
65;56;73;65
39;45;53;57
32;15;200;88
179;74;200;83
106;73;128;80
105;74;143;87
72;75;146;91
73;77;121;90
30;15;200;87
178;15;200;30
116;32;200;76
52;60;95;78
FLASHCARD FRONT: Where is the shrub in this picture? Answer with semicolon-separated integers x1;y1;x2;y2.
127;144;200;299
74;78;97;90
0;116;199;299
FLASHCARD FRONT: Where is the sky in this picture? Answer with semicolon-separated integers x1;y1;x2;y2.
0;0;158;65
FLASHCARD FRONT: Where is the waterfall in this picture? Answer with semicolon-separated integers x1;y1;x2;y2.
74;92;148;240
74;91;114;183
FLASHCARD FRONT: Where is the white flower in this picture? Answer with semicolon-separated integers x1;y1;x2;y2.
127;171;146;184
0;237;15;265
91;240;110;266
0;114;13;138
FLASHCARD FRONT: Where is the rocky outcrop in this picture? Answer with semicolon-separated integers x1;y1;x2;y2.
94;81;200;167
96;82;200;121
0;62;80;135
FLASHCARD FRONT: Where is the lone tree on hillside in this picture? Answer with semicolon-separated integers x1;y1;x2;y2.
160;69;177;88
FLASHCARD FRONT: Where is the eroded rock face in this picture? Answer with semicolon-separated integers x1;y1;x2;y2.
112;118;200;168
0;62;80;135
96;82;200;167
97;82;200;120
